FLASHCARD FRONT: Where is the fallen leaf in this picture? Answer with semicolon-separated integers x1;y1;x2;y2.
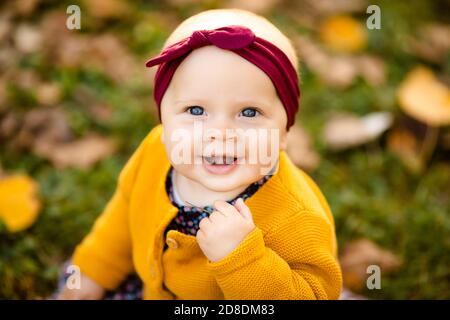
34;133;116;169
323;112;393;150
387;126;423;172
14;0;40;16
82;0;132;20
285;0;367;30
0;174;41;232
357;54;386;86
225;0;282;14
321;56;359;88
36;82;61;106
12;69;41;90
340;239;402;292
0;78;7;111
0;12;13;43
410;23;450;64
307;0;367;15
88;34;139;83
14;24;42;54
0;47;19;74
14;107;73;152
319;15;367;53
39;12;138;83
397;66;450;127
286;125;321;171
88;103;113;122
0;112;19;140
295;36;385;88
295;36;358;88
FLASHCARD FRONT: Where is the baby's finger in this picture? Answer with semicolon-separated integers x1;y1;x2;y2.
213;200;236;216
234;198;253;221
208;210;226;222
198;216;211;230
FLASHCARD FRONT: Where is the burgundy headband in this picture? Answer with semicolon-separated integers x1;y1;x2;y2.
145;25;300;129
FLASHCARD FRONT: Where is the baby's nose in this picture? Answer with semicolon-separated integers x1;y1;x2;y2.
204;127;238;142
202;118;237;141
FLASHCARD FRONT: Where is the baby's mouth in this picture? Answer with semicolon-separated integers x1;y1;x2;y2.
203;155;237;165
201;155;239;175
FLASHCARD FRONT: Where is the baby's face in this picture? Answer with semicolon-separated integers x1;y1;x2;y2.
160;46;288;193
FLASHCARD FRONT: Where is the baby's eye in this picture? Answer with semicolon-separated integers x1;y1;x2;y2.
240;107;260;118
187;106;204;116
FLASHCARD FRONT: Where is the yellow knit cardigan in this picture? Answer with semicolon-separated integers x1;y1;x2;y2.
72;124;342;299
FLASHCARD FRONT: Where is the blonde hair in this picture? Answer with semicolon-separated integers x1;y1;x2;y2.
164;9;299;73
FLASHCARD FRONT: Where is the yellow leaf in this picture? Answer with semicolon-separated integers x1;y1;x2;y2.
319;15;367;53
0;175;41;232
340;239;402;292
397;66;450;126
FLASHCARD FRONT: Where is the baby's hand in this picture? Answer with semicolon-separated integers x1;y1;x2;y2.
196;198;255;263
57;272;105;300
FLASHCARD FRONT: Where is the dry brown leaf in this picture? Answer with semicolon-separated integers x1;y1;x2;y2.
357;54;386;86
39;11;138;83
225;0;282;14
397;66;450;126
0;47;19;74
88;34;138;83
308;0;367;15
322;56;359;88
36;82;61;106
0;112;19;140
34;133;116;169
286;125;321;171
295;36;385;88
13;107;73;152
88;103;114;122
387;126;423;172
323;112;393;150
410;23;450;64
14;24;42;54
12;69;41;90
40;11;72;55
14;0;40;16
319;15;367;53
166;0;201;7
0;174;41;232
340;239;402;292
83;0;132;20
295;36;358;88
285;0;367;30
0;12;13;43
0;78;7;111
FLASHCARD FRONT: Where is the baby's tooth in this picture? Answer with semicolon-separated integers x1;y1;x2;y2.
225;156;234;164
205;156;215;164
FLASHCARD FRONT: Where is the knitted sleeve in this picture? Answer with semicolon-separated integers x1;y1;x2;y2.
207;210;343;299
71;131;150;290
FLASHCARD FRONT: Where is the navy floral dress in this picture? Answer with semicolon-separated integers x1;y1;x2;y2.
55;166;272;300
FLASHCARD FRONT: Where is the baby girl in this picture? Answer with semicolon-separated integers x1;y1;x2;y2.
58;8;342;300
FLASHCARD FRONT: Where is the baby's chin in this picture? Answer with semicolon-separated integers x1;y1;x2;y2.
197;175;248;193
179;164;261;193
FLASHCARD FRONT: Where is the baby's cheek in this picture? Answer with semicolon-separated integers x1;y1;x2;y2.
163;132;198;166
